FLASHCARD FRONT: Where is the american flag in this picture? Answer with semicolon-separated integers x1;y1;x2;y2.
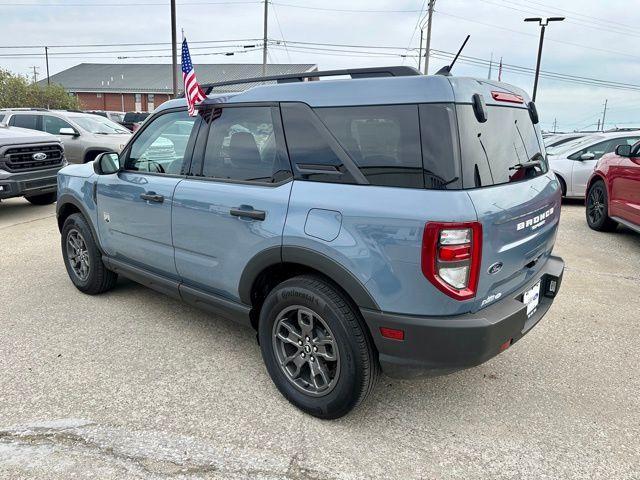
181;38;206;116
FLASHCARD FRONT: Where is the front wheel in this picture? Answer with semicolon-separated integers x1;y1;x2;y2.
586;180;617;232
258;275;378;419
25;191;57;205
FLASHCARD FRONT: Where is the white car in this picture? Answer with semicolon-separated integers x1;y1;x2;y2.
547;131;640;198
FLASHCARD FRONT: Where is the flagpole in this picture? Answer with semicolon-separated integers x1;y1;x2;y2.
171;0;178;97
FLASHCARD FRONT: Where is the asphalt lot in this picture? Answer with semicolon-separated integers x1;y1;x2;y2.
0;197;639;479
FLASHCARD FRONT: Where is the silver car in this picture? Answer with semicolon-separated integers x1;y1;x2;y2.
1;109;131;164
547;131;640;198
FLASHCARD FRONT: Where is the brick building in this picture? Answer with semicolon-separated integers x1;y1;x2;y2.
42;63;317;112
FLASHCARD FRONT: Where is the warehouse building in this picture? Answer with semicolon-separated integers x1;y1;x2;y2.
42;63;318;112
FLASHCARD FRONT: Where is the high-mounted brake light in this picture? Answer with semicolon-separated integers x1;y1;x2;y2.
421;222;482;301
491;91;524;104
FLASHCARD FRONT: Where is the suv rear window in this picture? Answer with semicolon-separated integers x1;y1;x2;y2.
315;105;423;188
314;104;460;189
457;105;546;188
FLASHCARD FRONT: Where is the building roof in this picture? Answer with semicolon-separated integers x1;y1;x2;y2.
41;63;317;94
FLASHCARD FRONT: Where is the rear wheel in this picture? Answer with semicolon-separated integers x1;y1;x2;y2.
25;192;57;205
258;275;378;419
586;180;617;232
61;213;118;294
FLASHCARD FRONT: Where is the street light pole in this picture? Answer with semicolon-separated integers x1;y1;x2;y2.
524;16;564;102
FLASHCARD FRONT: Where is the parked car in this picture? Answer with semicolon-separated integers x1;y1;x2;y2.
56;67;565;418
544;132;588;149
85;110;126;125
1;109;131;164
585;140;640;233
121;112;150;132
0;122;65;205
548;130;640;198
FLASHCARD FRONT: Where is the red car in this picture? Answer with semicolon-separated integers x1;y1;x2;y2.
586;141;640;233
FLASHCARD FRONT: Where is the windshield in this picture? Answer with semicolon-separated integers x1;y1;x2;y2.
72;115;130;134
109;113;125;123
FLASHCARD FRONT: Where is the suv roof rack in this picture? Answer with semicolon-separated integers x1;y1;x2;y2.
200;66;421;94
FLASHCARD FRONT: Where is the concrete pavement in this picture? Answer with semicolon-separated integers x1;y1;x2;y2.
1;197;638;479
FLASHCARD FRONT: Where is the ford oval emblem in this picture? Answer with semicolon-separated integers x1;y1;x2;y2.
32;152;47;161
488;262;503;275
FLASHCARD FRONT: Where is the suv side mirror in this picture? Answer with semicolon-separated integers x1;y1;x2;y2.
615;144;632;157
59;127;79;136
579;152;596;161
94;152;120;175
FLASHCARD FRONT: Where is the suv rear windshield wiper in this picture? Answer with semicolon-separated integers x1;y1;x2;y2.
509;153;545;171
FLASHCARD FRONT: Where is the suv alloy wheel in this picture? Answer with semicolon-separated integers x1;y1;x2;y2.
258;275;378;419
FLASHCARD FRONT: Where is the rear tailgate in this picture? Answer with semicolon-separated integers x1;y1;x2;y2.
453;82;562;312
467;173;561;312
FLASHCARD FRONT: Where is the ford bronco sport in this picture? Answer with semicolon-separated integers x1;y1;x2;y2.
0;122;64;205
56;67;564;419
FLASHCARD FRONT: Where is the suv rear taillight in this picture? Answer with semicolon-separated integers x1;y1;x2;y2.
421;222;482;301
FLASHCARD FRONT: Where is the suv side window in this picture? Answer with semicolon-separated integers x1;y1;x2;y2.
125;110;198;175
9;114;40;131
43;115;74;135
315;105;424;188
568;139;624;161
281;103;358;184
200;106;291;183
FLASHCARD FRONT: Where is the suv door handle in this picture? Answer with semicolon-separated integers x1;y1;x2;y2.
230;207;266;221
140;192;164;203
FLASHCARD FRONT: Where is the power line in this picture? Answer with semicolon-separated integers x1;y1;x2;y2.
434;9;640;62
0;38;262;49
271;2;424;13
0;1;259;5
475;0;640;40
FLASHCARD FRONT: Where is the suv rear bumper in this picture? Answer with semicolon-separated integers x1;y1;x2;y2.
0;168;60;199
361;255;564;378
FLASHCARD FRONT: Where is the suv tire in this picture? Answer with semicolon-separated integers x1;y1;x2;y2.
586;180;617;232
258;275;378;419
61;213;118;294
25;192;57;205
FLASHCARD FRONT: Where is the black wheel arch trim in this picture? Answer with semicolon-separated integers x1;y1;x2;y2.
238;245;380;311
57;193;104;253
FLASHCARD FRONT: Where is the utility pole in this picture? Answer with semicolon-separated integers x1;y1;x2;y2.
596;119;600;131
170;0;178;97
487;52;493;80
29;66;39;84
552;118;557;133
262;0;269;76
524;16;564;102
418;29;423;71
44;47;50;85
601;99;608;132
423;0;435;75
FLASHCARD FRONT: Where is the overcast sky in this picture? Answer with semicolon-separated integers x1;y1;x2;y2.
2;0;639;132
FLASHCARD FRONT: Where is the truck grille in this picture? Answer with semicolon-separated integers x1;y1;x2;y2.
3;144;64;172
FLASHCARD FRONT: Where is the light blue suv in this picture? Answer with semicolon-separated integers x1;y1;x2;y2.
56;67;565;418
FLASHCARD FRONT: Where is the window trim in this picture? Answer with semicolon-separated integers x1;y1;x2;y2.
186;102;294;187
120;106;202;177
